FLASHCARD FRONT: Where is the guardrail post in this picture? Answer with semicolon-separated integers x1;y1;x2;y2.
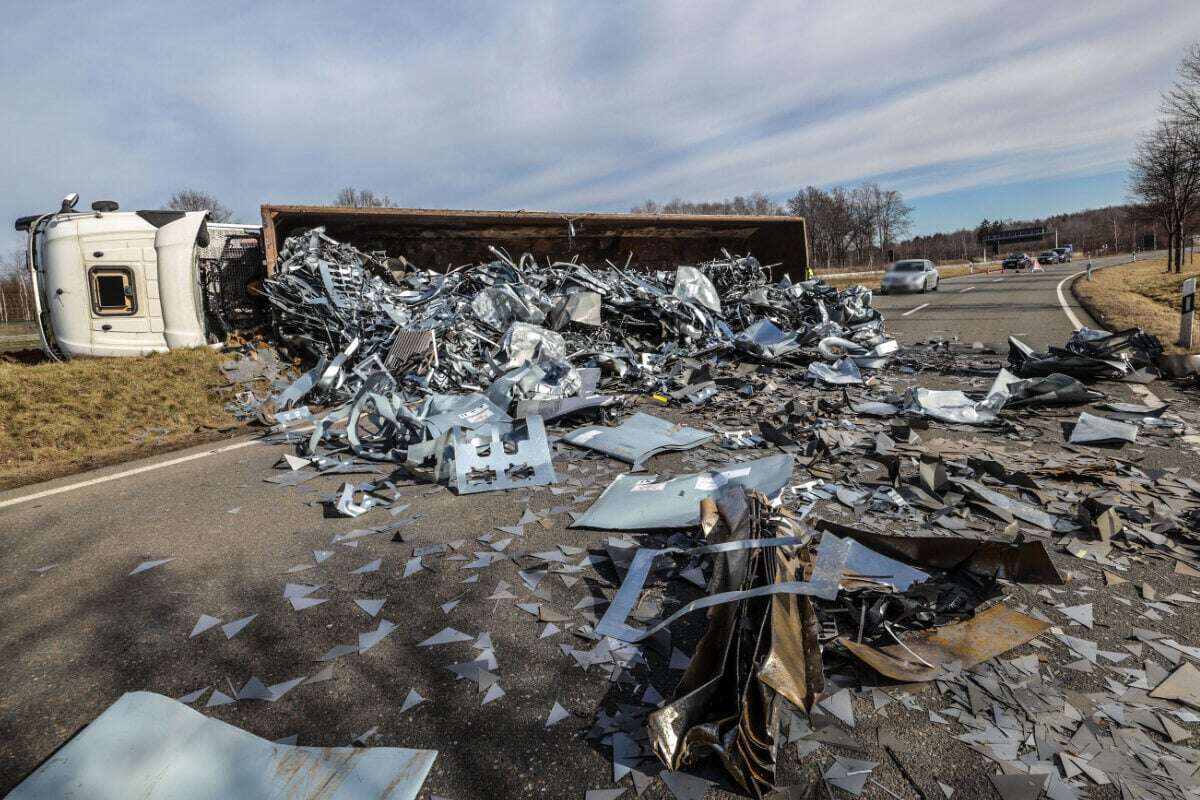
1181;277;1196;350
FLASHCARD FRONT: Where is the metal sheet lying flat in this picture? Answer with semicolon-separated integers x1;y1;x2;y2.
7;691;436;800
562;412;713;467
571;454;793;530
451;415;556;494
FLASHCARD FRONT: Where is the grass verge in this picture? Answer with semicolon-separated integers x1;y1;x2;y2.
1072;257;1200;354
0;348;243;490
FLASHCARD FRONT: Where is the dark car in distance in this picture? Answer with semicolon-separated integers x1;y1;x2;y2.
1037;250;1060;265
1002;252;1032;271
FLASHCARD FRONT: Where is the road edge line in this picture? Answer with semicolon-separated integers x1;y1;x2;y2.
0;437;264;510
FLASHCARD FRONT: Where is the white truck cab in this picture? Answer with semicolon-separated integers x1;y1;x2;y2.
17;194;264;359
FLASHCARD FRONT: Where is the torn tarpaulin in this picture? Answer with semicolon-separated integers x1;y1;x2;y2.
571;454;793;530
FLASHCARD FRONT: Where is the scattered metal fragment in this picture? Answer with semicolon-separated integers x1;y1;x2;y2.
189;614;223;638
221;614;257;639
129;558;174;575
1068;411;1138;445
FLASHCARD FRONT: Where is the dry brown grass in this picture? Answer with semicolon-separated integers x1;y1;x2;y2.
1073;257;1200;354
0;348;242;489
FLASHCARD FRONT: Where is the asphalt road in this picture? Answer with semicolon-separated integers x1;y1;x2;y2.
869;253;1147;350
0;252;1196;800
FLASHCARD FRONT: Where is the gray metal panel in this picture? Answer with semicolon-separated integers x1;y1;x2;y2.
571;454;793;530
562;412;713;467
7;691;436;800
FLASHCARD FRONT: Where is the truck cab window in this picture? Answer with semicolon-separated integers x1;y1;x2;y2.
89;267;137;315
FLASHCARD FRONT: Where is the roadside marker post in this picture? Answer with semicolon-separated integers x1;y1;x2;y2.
1181;278;1196;350
1086;261;1093;281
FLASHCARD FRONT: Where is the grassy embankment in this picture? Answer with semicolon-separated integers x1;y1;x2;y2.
0;348;241;489
1073;257;1200;354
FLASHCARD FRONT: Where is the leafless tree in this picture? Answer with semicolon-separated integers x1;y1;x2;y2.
630;192;783;216
334;187;395;208
166;189;233;222
0;248;24;279
1163;43;1200;128
1130;120;1200;273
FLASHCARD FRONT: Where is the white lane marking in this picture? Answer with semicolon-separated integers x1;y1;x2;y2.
901;303;930;317
959;286;975;294
992;278;1004;283
0;437;264;510
1056;269;1087;331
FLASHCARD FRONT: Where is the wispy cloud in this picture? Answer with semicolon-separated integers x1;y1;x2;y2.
2;0;1197;248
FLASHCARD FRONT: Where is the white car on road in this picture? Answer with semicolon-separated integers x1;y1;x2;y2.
880;259;939;294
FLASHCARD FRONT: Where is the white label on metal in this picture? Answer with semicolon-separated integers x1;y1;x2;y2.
630;480;667;493
458;406;492;424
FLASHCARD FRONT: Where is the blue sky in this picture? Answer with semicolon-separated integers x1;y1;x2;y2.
2;0;1199;254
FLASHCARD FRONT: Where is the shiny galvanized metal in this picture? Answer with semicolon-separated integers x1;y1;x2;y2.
261;205;810;280
7;691;437;800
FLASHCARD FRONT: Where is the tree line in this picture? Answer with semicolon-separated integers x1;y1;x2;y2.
632;183;913;269
1131;42;1200;274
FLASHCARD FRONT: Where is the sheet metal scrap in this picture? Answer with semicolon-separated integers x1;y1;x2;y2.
266;228;897;411
814;520;1065;585
451;415;556;494
1008;327;1163;382
571;454;794;530
648;488;823;799
7;691;437;800
561;412;713;467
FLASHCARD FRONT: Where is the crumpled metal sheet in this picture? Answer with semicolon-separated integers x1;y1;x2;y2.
648;489;823;799
571;454;794;530
807;357;863;385
838;604;1051;682
814;519;1065;584
1002;372;1102;407
1008;335;1128;381
6;691;437;800
733;319;802;359
673;265;722;313
903;386;1003;424
562;412;713;467
1069;411;1138;445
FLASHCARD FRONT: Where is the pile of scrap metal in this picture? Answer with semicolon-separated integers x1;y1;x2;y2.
1009;327;1164;382
255;228;898;492
594;485;1065;798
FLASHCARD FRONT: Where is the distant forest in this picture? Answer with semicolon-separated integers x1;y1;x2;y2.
631;191;1171;269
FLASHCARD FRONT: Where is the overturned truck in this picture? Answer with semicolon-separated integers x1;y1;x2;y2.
16;195;811;360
